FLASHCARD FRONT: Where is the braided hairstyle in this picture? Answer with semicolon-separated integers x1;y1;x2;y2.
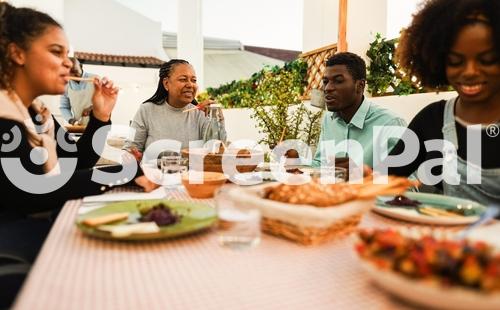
396;0;500;89
0;2;62;90
143;59;190;104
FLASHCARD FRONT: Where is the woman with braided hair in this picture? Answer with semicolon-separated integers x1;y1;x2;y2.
124;59;226;160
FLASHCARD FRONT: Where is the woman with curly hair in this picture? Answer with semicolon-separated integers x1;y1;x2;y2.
386;0;500;204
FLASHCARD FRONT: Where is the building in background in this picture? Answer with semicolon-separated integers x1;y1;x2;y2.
162;32;291;89
71;34;294;125
9;0;294;126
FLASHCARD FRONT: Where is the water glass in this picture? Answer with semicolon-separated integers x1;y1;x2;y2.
160;155;186;187
215;186;261;250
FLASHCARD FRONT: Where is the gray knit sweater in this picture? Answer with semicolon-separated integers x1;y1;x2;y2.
123;101;226;152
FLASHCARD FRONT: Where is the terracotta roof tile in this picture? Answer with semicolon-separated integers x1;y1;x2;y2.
74;52;164;68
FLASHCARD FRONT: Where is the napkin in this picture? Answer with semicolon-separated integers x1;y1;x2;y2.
83;187;167;203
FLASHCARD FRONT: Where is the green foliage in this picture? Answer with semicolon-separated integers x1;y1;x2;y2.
366;33;422;96
199;59;308;108
248;69;323;147
197;59;323;147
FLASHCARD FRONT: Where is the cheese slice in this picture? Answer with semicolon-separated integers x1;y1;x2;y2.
98;222;160;237
82;212;130;227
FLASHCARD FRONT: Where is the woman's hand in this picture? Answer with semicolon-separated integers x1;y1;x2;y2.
134;175;160;192
127;147;143;162
91;77;119;122
198;99;215;115
199;99;224;121
121;147;143;165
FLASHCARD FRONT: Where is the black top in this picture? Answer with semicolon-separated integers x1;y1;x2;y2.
0;111;137;217
387;100;500;187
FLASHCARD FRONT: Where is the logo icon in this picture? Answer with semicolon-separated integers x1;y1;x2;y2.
486;124;499;138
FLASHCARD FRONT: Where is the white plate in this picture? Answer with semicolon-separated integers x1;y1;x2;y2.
373;192;486;225
359;259;500;310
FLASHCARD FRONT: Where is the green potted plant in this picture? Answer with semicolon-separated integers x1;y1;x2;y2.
198;60;323;155
246;68;322;150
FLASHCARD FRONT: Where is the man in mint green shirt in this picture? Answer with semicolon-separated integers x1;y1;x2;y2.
312;52;406;168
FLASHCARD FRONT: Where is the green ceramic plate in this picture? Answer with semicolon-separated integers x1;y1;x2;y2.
374;192;486;225
76;199;216;241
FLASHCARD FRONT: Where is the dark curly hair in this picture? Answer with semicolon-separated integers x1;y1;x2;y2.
0;2;61;90
143;59;191;105
326;52;367;81
396;0;500;88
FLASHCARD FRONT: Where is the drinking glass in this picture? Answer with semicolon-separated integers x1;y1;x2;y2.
215;186;261;250
203;104;225;143
160;155;186;187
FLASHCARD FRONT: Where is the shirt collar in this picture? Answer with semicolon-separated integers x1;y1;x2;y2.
165;99;194;112
347;97;370;129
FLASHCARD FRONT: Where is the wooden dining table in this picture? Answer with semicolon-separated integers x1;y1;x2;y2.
13;187;447;310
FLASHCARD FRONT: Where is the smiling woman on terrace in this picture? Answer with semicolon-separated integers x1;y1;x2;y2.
124;59;227;160
0;2;159;306
385;0;500;205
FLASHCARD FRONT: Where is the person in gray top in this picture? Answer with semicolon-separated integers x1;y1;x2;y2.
124;59;226;160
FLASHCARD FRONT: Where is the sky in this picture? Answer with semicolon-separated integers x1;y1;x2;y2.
114;0;304;51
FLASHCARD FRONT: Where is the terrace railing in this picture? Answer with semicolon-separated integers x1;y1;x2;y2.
299;43;337;100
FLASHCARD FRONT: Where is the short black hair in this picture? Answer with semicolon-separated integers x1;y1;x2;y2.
326;52;367;80
396;0;500;88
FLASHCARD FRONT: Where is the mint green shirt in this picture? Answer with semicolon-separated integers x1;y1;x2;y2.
312;98;407;168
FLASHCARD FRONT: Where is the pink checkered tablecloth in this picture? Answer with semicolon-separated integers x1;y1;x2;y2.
13;188;447;310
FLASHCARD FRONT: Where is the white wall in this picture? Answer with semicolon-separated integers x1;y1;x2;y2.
386;0;419;39
178;0;204;89
83;65;160;126
64;0;167;60
302;0;421;58
42;65;159;128
347;0;388;58
221;91;457;143
10;0;64;22
302;0;338;52
370;91;457;124
302;0;388;59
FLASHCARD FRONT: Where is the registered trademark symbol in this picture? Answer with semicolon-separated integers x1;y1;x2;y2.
486;124;499;138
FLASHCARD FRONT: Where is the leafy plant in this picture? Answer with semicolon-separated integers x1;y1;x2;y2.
248;69;322;147
366;33;422;96
197;59;323;148
199;59;308;109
